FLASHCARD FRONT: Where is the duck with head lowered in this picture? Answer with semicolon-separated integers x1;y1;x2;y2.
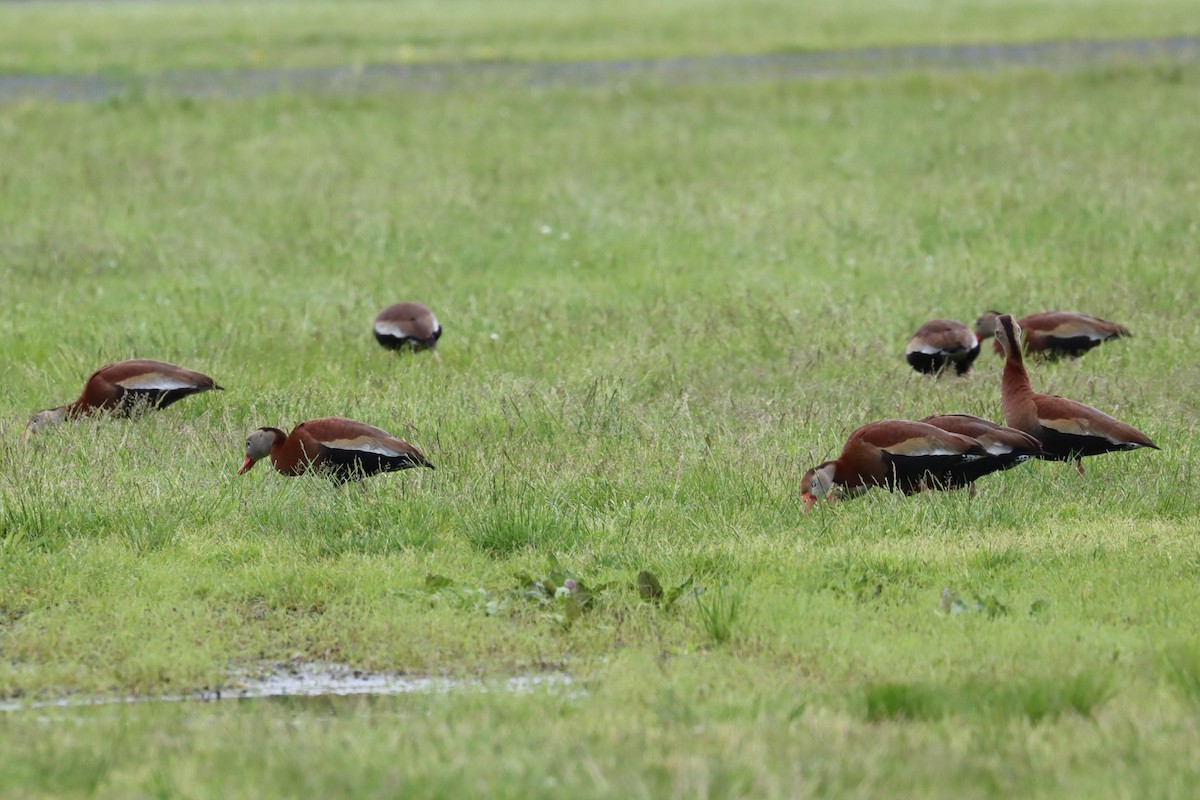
975;310;1129;359
800;419;993;510
24;359;222;440
374;301;443;363
238;416;433;483
904;319;980;376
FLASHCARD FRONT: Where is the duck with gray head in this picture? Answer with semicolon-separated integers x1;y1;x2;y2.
24;359;222;441
975;310;1129;359
993;313;1156;475
238;416;434;483
800;419;990;510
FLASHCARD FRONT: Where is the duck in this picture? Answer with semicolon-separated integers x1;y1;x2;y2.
993;313;1157;474
801;419;987;510
920;413;1044;492
905;319;980;376
374;302;442;363
238;416;433;483
24;359;222;439
975;310;1129;359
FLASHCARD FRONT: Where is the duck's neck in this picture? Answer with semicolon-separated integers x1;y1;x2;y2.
1002;346;1032;394
1001;347;1035;430
44;406;73;427
833;459;867;489
65;399;90;417
266;428;290;472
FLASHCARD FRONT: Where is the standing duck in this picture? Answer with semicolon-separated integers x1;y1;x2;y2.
905;319;980;376
24;359;222;438
920;413;1044;491
374;302;442;363
238;416;433;483
993;314;1157;474
800;419;987;510
975;310;1129;359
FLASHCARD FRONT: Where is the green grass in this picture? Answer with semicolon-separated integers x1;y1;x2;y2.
864;671;1116;722
2;19;1200;797
0;673;1189;799
0;0;1198;75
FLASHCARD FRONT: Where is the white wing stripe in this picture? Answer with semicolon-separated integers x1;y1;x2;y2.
1041;418;1124;444
374;321;414;338
117;374;201;391
324;438;407;457
891;447;964;457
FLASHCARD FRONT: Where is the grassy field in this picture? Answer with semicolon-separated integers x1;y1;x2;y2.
2;1;1200;797
1;0;1199;75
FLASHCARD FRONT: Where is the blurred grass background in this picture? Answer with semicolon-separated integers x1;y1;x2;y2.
1;2;1198;797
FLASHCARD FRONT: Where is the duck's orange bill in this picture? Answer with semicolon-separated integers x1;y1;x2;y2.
801;492;817;512
238;456;255;475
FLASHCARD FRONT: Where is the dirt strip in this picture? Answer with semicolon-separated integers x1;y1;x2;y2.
1;35;1197;104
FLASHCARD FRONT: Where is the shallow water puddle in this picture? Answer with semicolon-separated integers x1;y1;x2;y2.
0;663;575;712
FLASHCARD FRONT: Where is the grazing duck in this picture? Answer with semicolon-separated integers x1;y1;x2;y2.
993;313;1157;474
800;419;987;510
920;413;1044;492
238;416;433;483
905;319;980;376
975;310;1129;359
374;302;442;363
24;359;222;439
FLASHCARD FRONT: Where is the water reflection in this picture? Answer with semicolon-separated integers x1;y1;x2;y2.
0;663;574;712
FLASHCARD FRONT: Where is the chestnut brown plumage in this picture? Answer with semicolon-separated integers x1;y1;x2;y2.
905;319;980;376
976;310;1129;359
238;416;433;483
920;413;1045;490
800;419;988;510
374;302;442;363
24;359;222;439
994;314;1157;474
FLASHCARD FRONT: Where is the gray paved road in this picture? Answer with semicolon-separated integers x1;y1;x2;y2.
1;35;1197;104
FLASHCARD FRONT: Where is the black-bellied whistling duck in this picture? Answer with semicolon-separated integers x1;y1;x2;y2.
994;314;1157;474
374;302;442;363
920;413;1044;492
905;319;980;376
800;419;987;510
238;416;433;483
24;359;222;439
975;310;1130;359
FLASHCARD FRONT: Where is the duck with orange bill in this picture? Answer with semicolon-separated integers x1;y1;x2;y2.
24;359;222;439
800;419;989;511
238;416;433;483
